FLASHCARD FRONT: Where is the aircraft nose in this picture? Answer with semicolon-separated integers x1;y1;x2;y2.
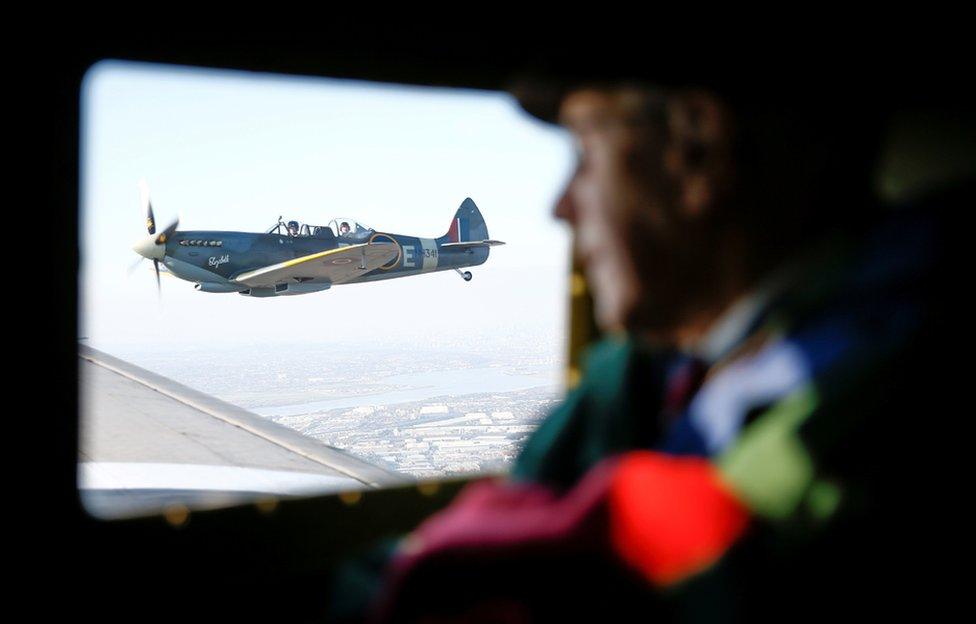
132;233;165;260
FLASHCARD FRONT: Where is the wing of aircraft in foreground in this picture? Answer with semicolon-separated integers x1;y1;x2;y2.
79;345;405;518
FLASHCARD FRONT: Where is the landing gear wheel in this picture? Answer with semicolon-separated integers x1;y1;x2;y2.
463;271;472;282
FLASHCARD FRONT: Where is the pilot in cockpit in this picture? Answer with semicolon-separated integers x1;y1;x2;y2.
339;221;351;236
287;220;300;237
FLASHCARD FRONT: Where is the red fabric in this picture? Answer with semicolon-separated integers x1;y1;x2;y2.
390;461;617;566
608;452;750;586
374;465;618;621
663;357;707;415
372;453;750;620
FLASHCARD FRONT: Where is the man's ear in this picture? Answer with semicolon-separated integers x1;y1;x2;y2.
664;91;734;219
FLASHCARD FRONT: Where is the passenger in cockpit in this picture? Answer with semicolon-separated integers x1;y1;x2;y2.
339;221;351;236
287;220;300;237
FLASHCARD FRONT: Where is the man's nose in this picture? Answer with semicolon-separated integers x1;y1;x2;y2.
553;187;576;224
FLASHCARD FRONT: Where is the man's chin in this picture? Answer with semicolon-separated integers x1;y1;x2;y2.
592;290;639;337
593;291;680;343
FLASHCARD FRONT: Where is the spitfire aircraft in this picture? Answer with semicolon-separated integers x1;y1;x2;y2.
132;185;505;297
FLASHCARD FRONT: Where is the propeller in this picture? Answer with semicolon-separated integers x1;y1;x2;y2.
132;180;178;297
143;180;160;292
126;257;144;277
142;179;156;236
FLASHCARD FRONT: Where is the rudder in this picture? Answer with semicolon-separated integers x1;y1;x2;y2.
443;198;489;243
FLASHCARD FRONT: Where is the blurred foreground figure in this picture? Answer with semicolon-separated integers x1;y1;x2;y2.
337;77;951;622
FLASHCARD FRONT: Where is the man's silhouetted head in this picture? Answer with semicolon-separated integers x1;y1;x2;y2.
549;83;882;345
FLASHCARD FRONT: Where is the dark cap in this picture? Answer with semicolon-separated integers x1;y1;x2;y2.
507;48;965;126
507;48;806;125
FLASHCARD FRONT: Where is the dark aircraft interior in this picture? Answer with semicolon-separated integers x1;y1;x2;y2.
30;33;970;622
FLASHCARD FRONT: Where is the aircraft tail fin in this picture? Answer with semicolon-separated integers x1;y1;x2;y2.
443;198;489;243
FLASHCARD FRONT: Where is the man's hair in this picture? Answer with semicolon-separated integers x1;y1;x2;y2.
618;83;886;277
726;96;886;273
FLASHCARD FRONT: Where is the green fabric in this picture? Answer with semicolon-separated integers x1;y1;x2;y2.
717;386;820;521
511;337;677;488
328;537;400;619
805;479;843;520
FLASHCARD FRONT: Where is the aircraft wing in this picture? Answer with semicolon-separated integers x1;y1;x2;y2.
233;242;399;288
440;239;506;249
79;345;405;518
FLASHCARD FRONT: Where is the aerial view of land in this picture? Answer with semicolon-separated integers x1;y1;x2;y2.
109;328;565;479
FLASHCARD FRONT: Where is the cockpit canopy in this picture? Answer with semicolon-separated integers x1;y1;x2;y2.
328;218;372;240
266;217;374;240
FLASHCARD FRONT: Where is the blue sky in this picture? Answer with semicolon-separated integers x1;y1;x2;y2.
80;60;575;353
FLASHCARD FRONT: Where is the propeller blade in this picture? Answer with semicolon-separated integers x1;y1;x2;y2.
136;181;170;302
139;179;156;235
155;217;179;246
126;257;144;277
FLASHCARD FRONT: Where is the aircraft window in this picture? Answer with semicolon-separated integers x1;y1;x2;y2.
329;218;372;238
80;60;573;518
267;220;304;236
311;225;329;237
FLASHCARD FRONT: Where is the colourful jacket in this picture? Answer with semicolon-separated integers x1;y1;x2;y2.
363;200;946;622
